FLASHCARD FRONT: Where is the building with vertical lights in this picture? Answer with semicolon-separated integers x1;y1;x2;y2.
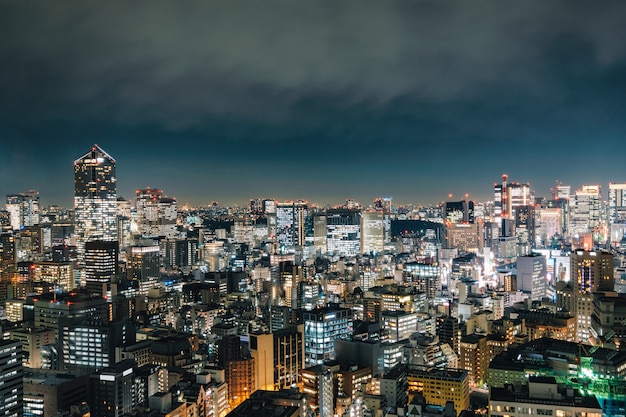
249;325;304;391
568;250;614;342
74;145;118;258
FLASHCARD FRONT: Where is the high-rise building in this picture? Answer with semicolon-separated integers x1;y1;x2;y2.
608;182;626;246
33;261;73;292
325;209;361;257
517;253;547;301
303;306;352;367
0;340;23;417
249;325;305;391
6;190;40;230
494;175;531;221
135;188;178;238
460;334;489;387
569;185;601;240
443;200;475;224
570;250;614;294
59;318;135;373
361;210;384;255
74;145;117;257
85;240;118;296
88;360;135;417
34;291;111;337
127;240;160;295
567;250;614;342
276;201;307;251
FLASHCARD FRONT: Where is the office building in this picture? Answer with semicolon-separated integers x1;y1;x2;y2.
382;310;418;342
0;340;23;417
445;222;482;253
8;327;55;369
494;175;531;222
33;261;73;292
276;201;307;251
443;200;474;224
325;208;361;257
226;389;310;417
404;261;440;298
88;360;135;417
608;182;626;246
459;334;488;387
127;240;160;295
569;185;601;240
135;187;178;238
361;210;384;255
74;145;118;257
59;318;135;373
570;250;614;294
517;253;547;301
34;291;111;337
303;306;352;366
6;190;40;230
407;367;470;416
249;325;305;391
85;240;118;296
23;370;89;417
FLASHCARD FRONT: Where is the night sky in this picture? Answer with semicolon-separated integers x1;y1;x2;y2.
1;2;626;207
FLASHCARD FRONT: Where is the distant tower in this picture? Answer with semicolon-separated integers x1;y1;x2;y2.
74;145;117;258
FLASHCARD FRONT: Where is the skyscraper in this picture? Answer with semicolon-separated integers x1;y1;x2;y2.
85;240;119;296
303;306;352;367
608;182;626;246
6;190;40;230
569;185;601;240
74;145;117;257
0;340;23;417
276;201;308;252
135;188;178;238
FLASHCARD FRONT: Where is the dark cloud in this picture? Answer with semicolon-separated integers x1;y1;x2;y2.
1;1;626;205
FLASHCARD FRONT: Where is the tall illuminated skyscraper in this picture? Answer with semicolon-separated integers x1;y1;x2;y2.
74;145;117;257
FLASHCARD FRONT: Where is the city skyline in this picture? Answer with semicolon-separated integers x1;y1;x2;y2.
1;2;626;207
